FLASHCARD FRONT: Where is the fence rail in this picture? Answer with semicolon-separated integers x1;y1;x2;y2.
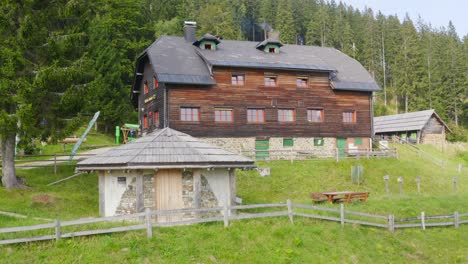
240;148;397;162
0;201;466;245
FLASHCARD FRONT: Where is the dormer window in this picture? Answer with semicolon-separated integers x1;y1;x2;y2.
193;33;220;50
256;38;283;53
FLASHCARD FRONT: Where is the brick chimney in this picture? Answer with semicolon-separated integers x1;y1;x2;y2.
267;31;279;40
184;21;197;43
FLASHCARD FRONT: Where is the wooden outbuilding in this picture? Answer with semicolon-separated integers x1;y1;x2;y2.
76;128;254;218
373;109;451;145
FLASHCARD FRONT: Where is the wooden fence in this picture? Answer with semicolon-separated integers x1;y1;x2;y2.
240;148;397;162
1;201;467;246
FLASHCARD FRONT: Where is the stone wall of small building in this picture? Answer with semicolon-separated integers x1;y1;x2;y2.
202;137;338;159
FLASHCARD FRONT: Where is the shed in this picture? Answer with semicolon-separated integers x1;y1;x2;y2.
76;128;255;218
373;110;451;145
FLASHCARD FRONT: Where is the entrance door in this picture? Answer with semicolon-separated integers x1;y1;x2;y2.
337;138;346;158
255;139;269;160
155;169;183;222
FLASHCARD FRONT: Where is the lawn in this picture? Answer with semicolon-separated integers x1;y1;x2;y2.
0;143;466;263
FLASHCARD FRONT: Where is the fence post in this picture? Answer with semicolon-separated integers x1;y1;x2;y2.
145;208;152;239
453;177;458;193
421;212;425;230
383;175;390;194
458;164;462;173
454;211;459;229
388;214;394;233
340;204;345;227
415;176;421;193
55;218;61;241
54;154;57;175
223;204;229;227
397;177;403;194
287;199;294;224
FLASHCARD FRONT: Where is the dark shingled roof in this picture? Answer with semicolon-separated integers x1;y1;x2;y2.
77;128;255;171
374;109;451;134
132;36;381;104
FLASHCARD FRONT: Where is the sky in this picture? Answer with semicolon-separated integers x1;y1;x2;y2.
340;0;467;38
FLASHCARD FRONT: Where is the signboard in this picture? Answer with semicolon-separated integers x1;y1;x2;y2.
69;111;100;161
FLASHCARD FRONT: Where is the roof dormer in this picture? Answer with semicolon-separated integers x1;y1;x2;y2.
193;33;220;50
256;38;283;54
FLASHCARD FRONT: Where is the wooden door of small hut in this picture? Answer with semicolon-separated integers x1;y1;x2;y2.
155;169;184;222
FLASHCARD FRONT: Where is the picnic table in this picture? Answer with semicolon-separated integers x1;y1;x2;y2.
320;191;369;204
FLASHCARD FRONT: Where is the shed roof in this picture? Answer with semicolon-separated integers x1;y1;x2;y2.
374;109;450;134
77;128;255;171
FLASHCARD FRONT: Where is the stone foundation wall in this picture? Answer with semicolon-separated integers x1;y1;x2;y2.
182;171;194;208
143;174;155;208
202;137;337;159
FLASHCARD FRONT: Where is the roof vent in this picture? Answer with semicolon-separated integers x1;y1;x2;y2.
183;21;197;43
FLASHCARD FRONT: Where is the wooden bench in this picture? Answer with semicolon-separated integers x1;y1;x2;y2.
310;192;328;203
341;192;369;203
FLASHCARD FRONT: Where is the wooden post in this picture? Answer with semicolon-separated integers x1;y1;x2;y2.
454;211;459;228
458;164;462;173
54;154;57;175
397;177;403;194
421;212;425;230
415;176;421;193
287;199;294;224
223;204;229;227
340;204;345;227
145;208;152;239
388;214;395;233
55;218;61;241
453;177;458;193
383;175;390;194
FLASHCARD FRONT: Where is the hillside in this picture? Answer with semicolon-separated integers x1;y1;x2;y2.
0;143;466;263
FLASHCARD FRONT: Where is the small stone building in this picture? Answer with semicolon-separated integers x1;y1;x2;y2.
76;128;254;218
373;109;451;145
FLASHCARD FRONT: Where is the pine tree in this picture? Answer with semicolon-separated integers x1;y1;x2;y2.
275;0;296;43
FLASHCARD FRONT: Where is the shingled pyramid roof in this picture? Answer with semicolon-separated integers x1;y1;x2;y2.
77;128;254;171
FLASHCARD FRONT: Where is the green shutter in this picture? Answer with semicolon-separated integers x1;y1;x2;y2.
354;138;363;145
314;138;324;146
283;138;294;147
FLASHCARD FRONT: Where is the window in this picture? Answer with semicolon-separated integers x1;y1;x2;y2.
117;177;126;185
247;108;265;123
283;138;294;147
215;108;233;122
264;76;277;87
231;74;245;86
296;77;308;88
307;109;324;122
153;77;159;89
278;109;295;122
204;43;212;50
144;81;149;94
343;111;356;123
154;110;159;126
314;138;324;146
354;138;363;145
180;107;200;122
268;47;276;53
143;114;148;129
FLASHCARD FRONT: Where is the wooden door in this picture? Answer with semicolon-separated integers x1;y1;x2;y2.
155;169;183;222
337;138;346;158
255;139;269;160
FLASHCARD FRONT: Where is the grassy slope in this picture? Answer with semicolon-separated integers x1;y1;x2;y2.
0;144;467;263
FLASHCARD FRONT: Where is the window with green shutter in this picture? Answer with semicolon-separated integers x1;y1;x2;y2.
283;138;294;147
355;138;363;145
314;138;324;146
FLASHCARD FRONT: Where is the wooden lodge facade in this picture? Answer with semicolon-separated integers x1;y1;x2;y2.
131;22;381;158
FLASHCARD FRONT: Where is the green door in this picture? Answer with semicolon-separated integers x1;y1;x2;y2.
255;139;269;160
337;138;346;158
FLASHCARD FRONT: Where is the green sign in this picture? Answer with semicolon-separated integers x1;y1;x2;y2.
314;138;324;146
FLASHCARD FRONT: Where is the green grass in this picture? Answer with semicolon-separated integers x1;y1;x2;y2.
0;143;467;263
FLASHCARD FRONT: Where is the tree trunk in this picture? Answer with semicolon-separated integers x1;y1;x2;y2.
1;132;22;189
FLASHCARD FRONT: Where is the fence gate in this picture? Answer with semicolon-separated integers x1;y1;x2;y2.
255;139;269;160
